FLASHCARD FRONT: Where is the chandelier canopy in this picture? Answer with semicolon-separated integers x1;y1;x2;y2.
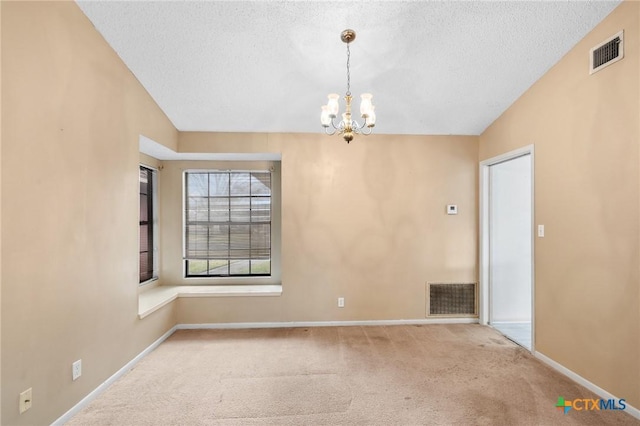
320;29;376;143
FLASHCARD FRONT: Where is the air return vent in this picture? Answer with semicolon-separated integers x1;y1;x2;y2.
426;283;477;317
590;30;623;74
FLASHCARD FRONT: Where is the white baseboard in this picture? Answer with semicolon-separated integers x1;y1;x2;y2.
535;351;639;421
51;326;177;426
177;317;479;330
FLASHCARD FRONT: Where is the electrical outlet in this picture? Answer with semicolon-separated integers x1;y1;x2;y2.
19;388;32;414
72;359;82;381
338;297;345;308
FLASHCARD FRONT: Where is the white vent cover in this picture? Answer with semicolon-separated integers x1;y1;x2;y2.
590;30;623;74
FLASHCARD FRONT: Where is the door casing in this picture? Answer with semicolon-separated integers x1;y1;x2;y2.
479;145;535;352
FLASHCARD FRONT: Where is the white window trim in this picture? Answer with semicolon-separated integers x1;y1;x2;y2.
181;164;281;285
140;164;159;286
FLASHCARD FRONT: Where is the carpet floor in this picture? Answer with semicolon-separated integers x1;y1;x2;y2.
67;324;638;425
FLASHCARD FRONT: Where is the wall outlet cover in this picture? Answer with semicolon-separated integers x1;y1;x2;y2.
19;388;32;414
72;360;82;381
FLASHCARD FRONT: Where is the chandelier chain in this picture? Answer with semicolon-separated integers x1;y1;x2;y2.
346;42;351;96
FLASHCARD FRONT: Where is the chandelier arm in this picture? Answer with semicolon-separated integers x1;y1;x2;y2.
360;126;373;136
331;116;344;131
324;126;337;136
351;119;367;132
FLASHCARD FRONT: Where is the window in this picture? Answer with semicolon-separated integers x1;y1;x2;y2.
184;171;271;277
139;166;157;283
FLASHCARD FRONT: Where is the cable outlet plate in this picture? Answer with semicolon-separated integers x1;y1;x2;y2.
72;359;82;381
19;388;32;414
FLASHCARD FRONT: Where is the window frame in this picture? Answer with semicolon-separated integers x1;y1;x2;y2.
139;165;158;285
183;169;273;279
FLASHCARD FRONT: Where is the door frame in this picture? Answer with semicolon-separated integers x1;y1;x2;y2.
479;144;535;352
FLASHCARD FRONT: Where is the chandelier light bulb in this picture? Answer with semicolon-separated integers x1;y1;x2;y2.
342;112;351;128
327;94;340;117
360;93;373;117
320;105;331;127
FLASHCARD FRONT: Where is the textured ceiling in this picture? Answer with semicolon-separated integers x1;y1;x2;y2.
77;1;620;136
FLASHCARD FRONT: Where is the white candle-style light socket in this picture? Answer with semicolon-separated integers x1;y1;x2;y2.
366;106;376;127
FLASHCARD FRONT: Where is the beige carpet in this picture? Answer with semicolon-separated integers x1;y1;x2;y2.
67;324;638;425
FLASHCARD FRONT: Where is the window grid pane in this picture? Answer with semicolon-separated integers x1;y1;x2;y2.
185;171;271;277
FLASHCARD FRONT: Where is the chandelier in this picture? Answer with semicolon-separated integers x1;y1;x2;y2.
320;29;376;143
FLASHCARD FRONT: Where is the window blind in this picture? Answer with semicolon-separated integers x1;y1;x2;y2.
184;171;271;277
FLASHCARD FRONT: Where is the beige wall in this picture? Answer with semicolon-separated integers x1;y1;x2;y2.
479;1;640;408
1;3;178;425
140;153;162;170
170;133;478;323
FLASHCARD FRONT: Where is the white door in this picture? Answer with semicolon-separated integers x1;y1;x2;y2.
488;154;533;350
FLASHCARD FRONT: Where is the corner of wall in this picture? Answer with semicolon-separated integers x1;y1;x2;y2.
478;0;640;407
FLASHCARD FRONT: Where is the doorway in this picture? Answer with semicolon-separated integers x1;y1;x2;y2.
480;146;534;351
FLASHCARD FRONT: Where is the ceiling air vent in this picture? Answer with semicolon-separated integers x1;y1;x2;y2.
590;30;623;74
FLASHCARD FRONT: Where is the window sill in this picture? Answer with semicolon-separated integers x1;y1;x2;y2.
139;277;159;288
138;285;282;319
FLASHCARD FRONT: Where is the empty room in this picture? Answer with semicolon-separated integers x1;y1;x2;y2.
1;0;639;425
